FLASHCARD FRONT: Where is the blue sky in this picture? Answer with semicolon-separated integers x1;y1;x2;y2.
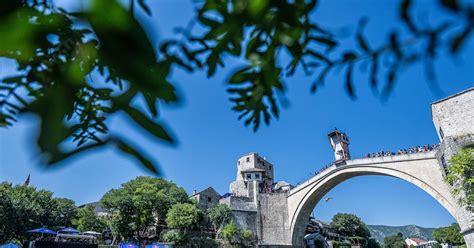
1;0;473;228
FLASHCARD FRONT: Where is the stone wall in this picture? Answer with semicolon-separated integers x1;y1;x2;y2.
257;192;291;246
232;210;258;235
220;196;259;236
431;88;474;140
230;180;249;197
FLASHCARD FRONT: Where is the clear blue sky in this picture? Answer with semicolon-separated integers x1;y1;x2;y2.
1;0;473;228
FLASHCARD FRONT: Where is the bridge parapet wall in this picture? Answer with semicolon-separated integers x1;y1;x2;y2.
347;151;437;165
289;151;437;197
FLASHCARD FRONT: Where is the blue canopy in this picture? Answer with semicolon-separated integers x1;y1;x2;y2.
0;243;21;248
58;227;80;233
145;244;170;248
221;192;231;198
119;243;139;248
27;227;56;235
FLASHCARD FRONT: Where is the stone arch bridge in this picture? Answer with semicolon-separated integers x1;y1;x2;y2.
256;151;473;247
220;88;474;247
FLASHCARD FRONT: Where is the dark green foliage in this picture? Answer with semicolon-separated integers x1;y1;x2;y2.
0;0;177;173
332;241;352;248
445;148;474;207
383;233;406;248
100;176;189;239
330;213;371;239
0;182;77;243
220;220;255;246
368;238;381;248
1;0;473;173
188;237;219;248
161;230;188;246
207;203;232;236
432;223;465;245
165;203;203;230
72;205;106;232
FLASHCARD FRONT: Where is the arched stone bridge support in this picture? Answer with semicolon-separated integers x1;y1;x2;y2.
277;152;473;247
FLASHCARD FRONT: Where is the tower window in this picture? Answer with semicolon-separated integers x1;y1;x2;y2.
246;157;250;163
255;173;260;179
208;197;212;202
238;161;240;165
246;174;251;179
269;165;272;170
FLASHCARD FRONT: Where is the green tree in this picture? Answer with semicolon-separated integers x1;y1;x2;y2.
432;223;465;245
221;220;241;245
445;147;474;207
161;230;188;246
383;233;406;248
330;213;371;239
220;220;255;246
166;203;203;230
72;205;106;232
367;238;381;248
100;176;188;239
1;0;473;173
0;182;76;242
52;198;77;228
207;204;232;237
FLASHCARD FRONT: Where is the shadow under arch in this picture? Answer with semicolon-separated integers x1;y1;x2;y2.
288;163;458;245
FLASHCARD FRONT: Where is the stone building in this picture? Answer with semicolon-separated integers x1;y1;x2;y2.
229;152;275;197
190;187;221;214
432;88;474;176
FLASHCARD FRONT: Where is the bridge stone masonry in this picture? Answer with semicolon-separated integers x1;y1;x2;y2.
213;87;474;247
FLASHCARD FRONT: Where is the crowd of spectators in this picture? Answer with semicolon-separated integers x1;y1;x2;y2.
314;162;334;175
295;143;440;187
365;144;439;158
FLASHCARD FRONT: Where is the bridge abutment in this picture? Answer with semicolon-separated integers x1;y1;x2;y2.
463;231;474;248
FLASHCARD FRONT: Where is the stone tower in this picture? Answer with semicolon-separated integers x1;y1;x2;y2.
229;152;274;197
432;87;474;175
328;129;351;164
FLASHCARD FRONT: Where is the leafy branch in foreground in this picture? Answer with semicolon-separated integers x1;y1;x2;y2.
182;0;474;130
0;0;177;172
0;0;473;173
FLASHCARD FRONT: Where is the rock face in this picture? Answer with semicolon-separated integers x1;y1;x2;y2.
368;225;435;244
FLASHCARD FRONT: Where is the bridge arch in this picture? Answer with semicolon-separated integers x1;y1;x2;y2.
286;152;464;246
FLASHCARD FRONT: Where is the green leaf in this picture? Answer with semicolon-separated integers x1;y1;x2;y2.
345;63;356;99
248;0;269;16
143;93;159;117
356;18;370;53
342;52;358;62
370;54;379;88
439;0;461;12
137;0;152;16
114;137;159;174
450;27;472;54
123;106;174;143
1;76;22;84
311;36;338;48
400;0;417;33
